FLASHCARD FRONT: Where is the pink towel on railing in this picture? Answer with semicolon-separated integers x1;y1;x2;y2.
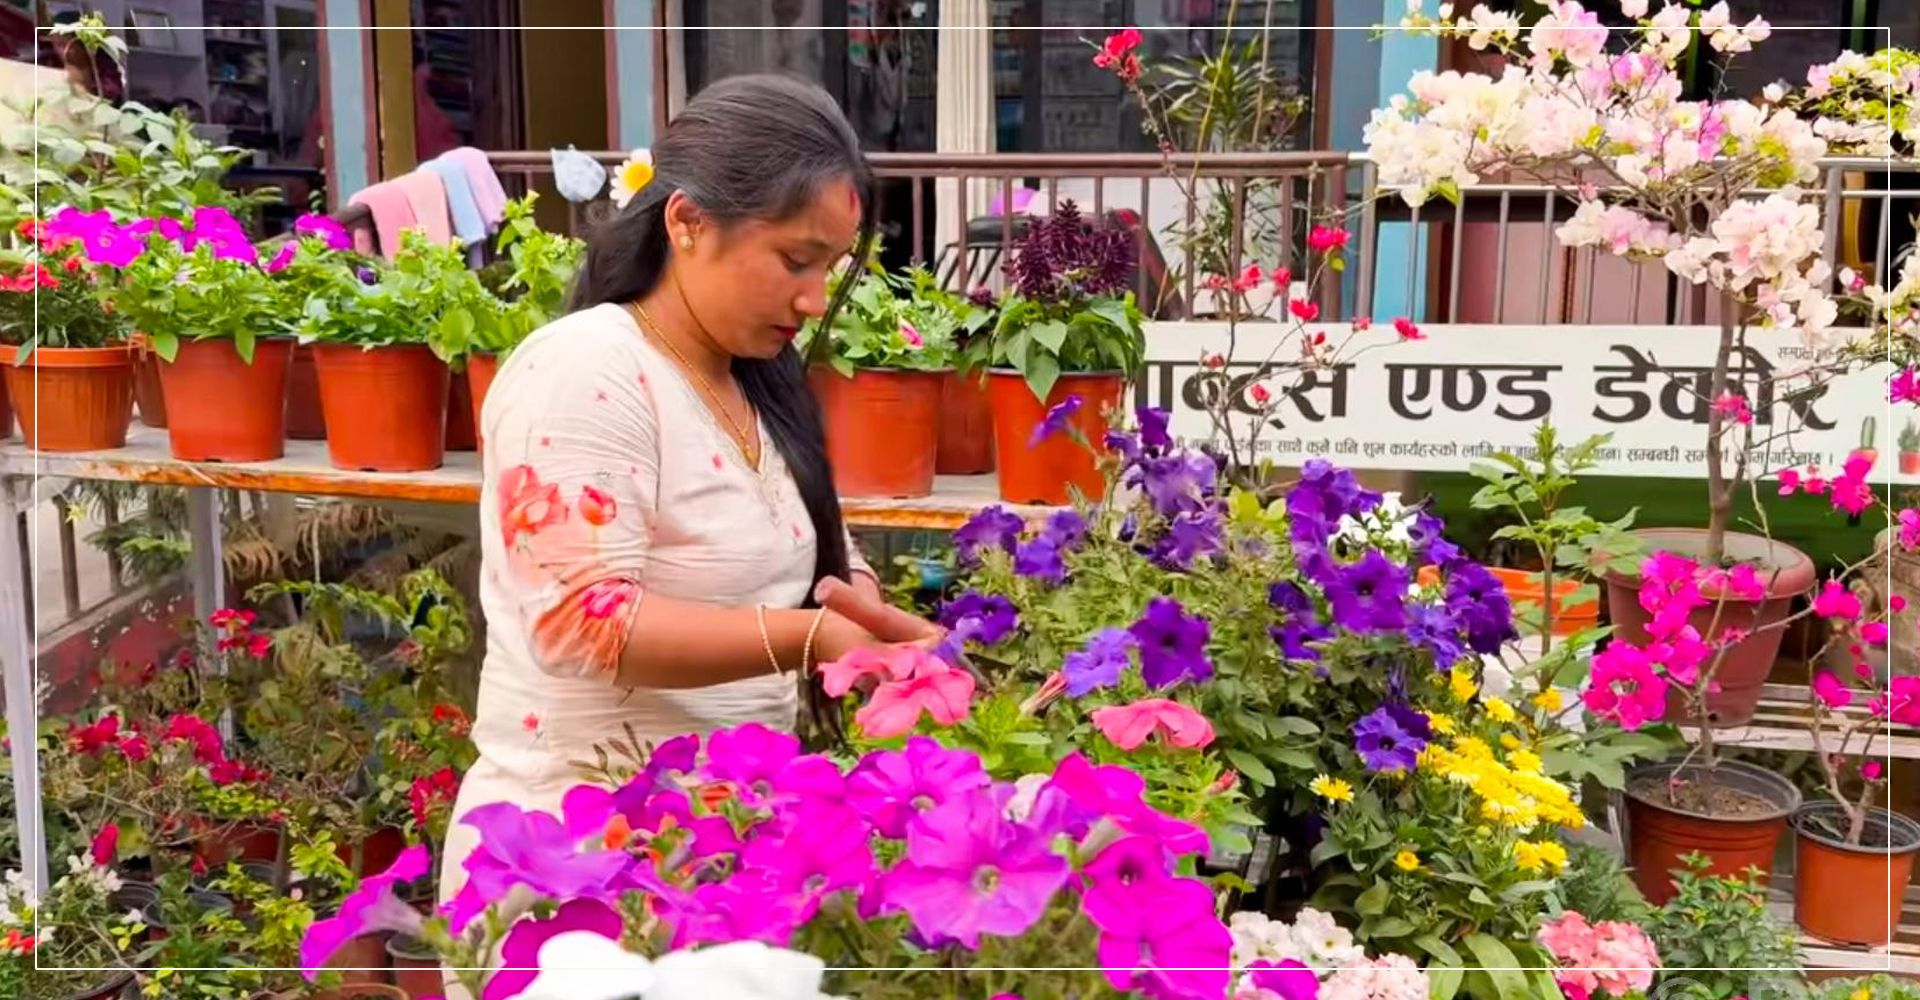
346;183;419;259
442;146;508;227
392;169;454;248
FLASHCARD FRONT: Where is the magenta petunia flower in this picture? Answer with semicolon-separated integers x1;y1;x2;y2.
443;802;631;934
1038;753;1210;857
1811;671;1853;710
182;206;258;263
482;898;622;1000
301;845;430;978
295;212;354;251
740;800;876;918
1078;835;1176;931
47;207;143;267
878;788;1070;948
846;736;990;839
699;723;846;806
1091;875;1232;1000
1583;642;1668;730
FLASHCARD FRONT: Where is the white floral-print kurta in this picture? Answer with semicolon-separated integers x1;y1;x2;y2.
437;301;867;916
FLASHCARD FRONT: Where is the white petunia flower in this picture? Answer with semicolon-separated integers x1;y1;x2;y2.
647;941;828;1000
521;932;653;1000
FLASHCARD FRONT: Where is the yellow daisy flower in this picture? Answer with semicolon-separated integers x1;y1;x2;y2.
1310;774;1355;804
1531;689;1564;713
1484;697;1517;724
1449;667;1478;703
1426;712;1457;736
1509;748;1544;774
1394;849;1421;872
1499;734;1523;751
1515;839;1568;873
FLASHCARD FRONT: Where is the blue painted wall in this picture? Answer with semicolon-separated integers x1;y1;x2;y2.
322;0;370;202
609;0;655;148
1369;12;1436;323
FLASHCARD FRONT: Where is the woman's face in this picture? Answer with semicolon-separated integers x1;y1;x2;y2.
669;177;862;361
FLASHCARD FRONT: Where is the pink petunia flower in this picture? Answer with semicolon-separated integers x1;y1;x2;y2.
1090;698;1216;751
1710;393;1753;425
1583;642;1668;729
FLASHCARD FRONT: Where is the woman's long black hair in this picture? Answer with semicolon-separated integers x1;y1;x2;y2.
567;74;874;598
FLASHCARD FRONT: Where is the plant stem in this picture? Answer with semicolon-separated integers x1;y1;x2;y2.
1704;306;1740;564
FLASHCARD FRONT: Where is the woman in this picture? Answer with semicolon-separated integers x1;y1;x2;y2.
438;75;937;953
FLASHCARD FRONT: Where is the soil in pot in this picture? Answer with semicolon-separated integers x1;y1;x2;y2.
937;369;995;475
987;370;1126;506
0;344;136;452
1623;759;1801;906
311;344;450;472
285;345;327;440
157;338;294;462
1792;801;1920;946
1605;527;1816;727
466;352;500;453
810;366;944;498
386;935;443;998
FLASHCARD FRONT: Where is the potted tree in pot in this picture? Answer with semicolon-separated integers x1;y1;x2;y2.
967;199;1145;505
802;259;987;498
0;206;135;452
1374;2;1894;903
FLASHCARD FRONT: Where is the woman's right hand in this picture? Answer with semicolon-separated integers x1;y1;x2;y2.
811;609;889;666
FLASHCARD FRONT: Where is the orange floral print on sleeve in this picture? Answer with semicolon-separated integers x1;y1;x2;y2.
499;464;569;548
531;572;644;678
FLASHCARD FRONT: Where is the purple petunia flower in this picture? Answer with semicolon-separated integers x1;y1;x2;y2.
1325;550;1411;633
1405;602;1465;669
1137;407;1173;451
442;803;631;934
481;899;621;1000
1042;508;1089;550
300;845;429;978
846;736;991;838
1409;509;1463;568
878;788;1071;949
955;505;1025;564
1382;699;1433;744
295;212;354;251
939;590;1019;646
1014;535;1067;584
1267;581;1331;663
1030;394;1084;448
1089;875;1233;1000
1132;452;1217;518
1063;627;1135;697
1151;509;1223;571
1286;459;1381;551
1128;597;1213;689
1445;562;1518;655
1352;705;1425;774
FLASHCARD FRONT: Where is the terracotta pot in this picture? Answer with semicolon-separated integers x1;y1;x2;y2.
386;935;443;998
285;344;327;441
334;827;407;878
192;819;282;869
466;351;500;453
937;369;995;475
156;338;294;462
311;344;449;472
1604;527;1816;727
325;932;394;986
1416;565;1600;637
987;370;1126;505
445;365;477;452
1623;759;1801;906
1792;801;1920;946
810;365;944;498
132;335;167;429
1903;451;1920;475
0;363;11;439
0;344;135;452
31;969;134;1000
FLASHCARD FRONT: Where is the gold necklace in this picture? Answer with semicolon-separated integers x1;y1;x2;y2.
627;299;761;470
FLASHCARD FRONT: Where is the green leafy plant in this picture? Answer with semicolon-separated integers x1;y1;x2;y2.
468;193;584;357
1900;421;1920;453
7;855;144;1000
1550;842;1651;925
1646;856;1807;1000
1813;975;1920;1000
0;193;131;355
301;230;493;359
802;259;988;375
113;239;285;362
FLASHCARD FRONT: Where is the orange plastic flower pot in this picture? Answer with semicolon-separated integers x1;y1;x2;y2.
285;344;328;441
466;352;500;454
1792;802;1920;946
156;338;294;462
987;369;1125;506
386;937;443;998
132;334;168;429
937;369;995;475
810;365;944;499
312;344;450;472
445;367;477;452
1414;565;1599;636
0;372;11;440
1623;760;1799;906
0;343;135;452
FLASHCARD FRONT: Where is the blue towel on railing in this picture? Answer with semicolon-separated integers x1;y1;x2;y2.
424;157;487;262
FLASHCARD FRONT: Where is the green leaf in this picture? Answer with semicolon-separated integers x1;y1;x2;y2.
1356;880;1390;917
1270;716;1321;736
1222;749;1275;788
153;331;179;363
1024;350;1061;404
234;329;256;365
1414;935;1464;966
1029;319;1069;355
1368;916;1416;939
1428;966;1463;1000
1460;934;1530;1000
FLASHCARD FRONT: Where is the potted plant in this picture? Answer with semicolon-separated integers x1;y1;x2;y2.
460;193;583;452
0;209;135;452
300;231;478;472
1644;856;1809;1000
1900;421;1920;474
802;260;985;498
940;286;999;476
966;200;1145;504
5;851;146;1000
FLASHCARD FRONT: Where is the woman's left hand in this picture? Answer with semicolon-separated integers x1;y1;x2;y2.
815;576;942;644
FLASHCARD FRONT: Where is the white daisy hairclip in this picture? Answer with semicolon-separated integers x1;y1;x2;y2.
611;149;655;209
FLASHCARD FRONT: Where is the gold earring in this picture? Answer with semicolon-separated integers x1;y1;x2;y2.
678;235;694;250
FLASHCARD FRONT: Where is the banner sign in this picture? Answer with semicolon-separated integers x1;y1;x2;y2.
1136;323;1904;483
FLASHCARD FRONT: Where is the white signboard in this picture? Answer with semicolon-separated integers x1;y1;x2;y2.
1135;323;1904;483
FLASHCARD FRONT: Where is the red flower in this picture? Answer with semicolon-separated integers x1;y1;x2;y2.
1350;316;1372;332
116;733;152;762
1202;273;1228;291
90;823;119;867
1393;316;1424;341
1093;28;1144;83
1202;353;1226;369
162;713;224;763
407;766;460;828
68;715;122;755
431;702;471;736
209;608;257;633
1230;263;1263;293
578;485;618;526
1307;225;1350;253
1269;266;1293;291
1250;383;1272;405
208;759;267;786
1288;299;1320;322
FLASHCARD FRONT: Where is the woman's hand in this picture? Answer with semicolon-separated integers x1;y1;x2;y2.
811;609;888;666
815;576;943;644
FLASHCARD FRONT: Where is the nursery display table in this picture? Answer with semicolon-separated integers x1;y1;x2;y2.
0;427;1050;892
1676;683;1920;761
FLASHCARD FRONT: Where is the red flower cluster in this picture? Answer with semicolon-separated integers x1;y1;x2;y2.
210;607;271;658
0;264;57;293
408;766;459;828
1093;28;1143;84
0;928;34;955
431;702;472;737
